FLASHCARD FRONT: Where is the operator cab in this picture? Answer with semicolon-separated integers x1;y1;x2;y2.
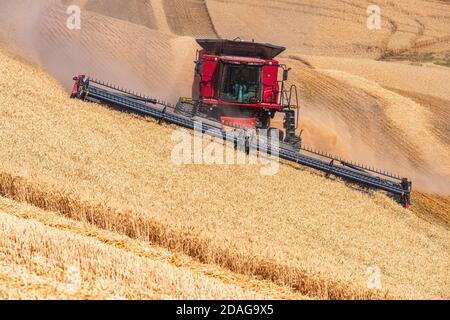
193;39;287;112
220;63;262;104
187;38;299;145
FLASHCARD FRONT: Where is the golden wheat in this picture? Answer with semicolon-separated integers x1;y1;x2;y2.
0;199;276;300
0;48;449;299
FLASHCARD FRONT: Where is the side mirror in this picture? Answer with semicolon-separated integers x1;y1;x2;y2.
283;69;289;81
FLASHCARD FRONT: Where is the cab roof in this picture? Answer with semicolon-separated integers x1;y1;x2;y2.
196;39;286;60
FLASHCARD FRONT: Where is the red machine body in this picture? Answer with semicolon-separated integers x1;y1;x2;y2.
191;39;288;129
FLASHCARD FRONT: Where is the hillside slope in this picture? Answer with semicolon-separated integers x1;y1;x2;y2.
207;0;450;57
0;196;304;300
0;47;449;299
275;58;450;195
1;0;448;196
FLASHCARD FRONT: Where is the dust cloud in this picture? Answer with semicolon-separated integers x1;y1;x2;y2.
0;0;194;101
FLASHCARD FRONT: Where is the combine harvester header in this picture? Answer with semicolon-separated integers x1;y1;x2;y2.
71;38;412;207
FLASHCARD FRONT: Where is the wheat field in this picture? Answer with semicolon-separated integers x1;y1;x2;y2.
0;47;449;299
0;0;449;300
1;196;300;300
207;0;450;57
1;0;448;196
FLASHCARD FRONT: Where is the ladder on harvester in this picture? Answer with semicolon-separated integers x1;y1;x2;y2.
279;83;302;150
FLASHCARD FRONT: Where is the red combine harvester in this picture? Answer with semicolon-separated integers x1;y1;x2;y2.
175;39;301;148
70;38;412;207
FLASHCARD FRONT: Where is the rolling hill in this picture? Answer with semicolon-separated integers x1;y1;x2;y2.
0;46;449;299
0;0;449;299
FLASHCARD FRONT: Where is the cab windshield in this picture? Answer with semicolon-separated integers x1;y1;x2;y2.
219;63;261;104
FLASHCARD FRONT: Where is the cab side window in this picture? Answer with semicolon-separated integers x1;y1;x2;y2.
195;57;204;75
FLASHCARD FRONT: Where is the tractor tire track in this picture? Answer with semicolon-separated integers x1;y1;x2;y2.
163;0;218;38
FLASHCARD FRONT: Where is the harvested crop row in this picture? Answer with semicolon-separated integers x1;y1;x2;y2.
207;0;450;57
